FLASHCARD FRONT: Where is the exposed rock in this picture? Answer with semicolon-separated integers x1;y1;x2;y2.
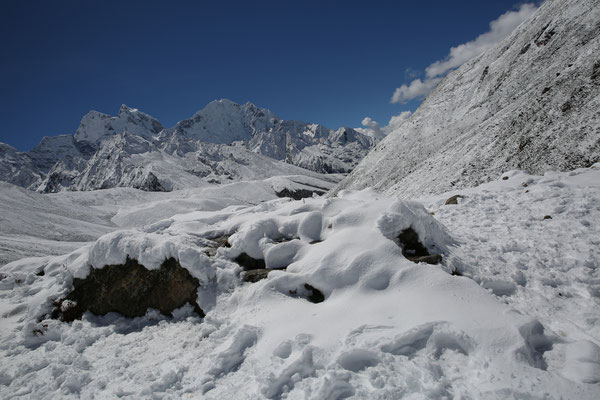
407;254;443;265
51;257;204;322
397;227;430;258
396;227;442;265
234;253;266;270
242;269;272;283
304;284;325;303
543;215;553;220
136;172;167;192
289;283;325;304
205;235;231;257
445;195;464;205
275;188;325;200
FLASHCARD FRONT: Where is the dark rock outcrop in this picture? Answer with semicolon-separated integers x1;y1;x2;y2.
445;195;464;205
234;253;266;270
242;269;272;283
289;283;325;303
275;188;325;200
52;257;204;322
397;227;442;265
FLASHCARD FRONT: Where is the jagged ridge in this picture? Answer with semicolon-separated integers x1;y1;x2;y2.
1;100;376;192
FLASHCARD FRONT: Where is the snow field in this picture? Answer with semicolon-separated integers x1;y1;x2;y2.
0;167;599;398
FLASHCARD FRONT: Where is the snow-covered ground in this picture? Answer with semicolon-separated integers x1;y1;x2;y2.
1;166;599;398
0;174;339;266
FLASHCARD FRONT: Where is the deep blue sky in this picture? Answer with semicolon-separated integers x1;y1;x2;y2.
1;0;528;151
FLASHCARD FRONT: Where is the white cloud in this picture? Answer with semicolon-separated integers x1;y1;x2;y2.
357;111;413;139
391;78;442;104
387;111;412;131
360;117;384;139
425;3;537;78
391;3;537;104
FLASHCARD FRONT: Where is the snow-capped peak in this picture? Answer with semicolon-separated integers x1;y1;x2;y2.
2;100;377;193
174;99;278;144
74;106;164;144
118;104;139;115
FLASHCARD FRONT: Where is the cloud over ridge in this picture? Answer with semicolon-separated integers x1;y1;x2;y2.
391;3;538;104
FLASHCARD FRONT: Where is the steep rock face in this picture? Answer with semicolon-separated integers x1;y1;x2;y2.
333;0;600;198
28;135;91;173
0;143;43;189
69;134;169;192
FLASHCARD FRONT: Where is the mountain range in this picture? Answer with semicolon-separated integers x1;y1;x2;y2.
0;100;376;192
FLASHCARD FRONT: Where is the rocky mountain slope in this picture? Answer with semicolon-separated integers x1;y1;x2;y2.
333;0;600;198
1;100;375;192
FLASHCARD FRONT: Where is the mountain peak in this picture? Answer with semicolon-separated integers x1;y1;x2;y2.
74;106;163;144
118;104;139;115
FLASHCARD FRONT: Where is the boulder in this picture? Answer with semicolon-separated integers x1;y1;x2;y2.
397;227;442;265
52;257;204;322
242;269;271;283
445;195;464;205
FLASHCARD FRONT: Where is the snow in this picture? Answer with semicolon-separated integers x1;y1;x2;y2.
74;105;164;144
0;175;337;266
2;99;376;194
334;0;600;198
1;165;599;398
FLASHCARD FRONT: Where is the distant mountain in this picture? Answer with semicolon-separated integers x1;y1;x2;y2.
1;100;376;192
333;0;600;198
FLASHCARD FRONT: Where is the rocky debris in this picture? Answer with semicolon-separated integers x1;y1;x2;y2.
51;257;204;322
543;215;553;220
396;227;442;265
445;195;464;205
289;283;325;304
407;254;443;265
205;235;231;257
241;267;288;283
242;269;272;283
